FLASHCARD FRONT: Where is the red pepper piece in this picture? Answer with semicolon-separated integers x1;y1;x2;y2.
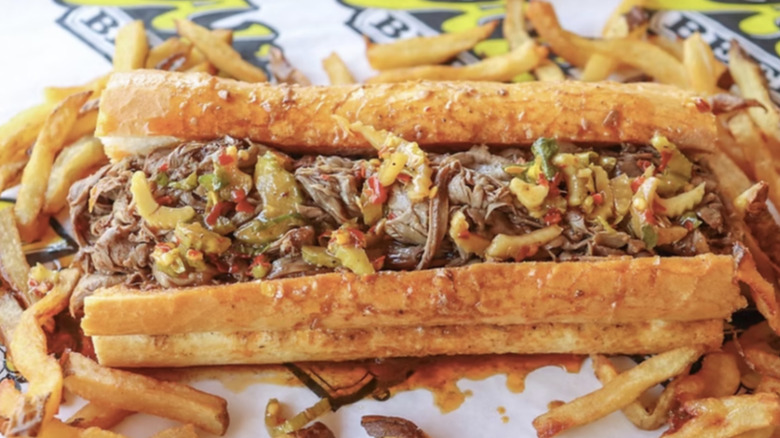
205;201;233;226
367;175;388;204
218;152;235;166
544;209;562;225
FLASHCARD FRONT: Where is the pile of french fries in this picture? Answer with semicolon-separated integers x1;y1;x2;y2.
3;0;780;436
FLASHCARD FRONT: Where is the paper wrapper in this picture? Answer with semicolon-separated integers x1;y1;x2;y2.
1;0;778;436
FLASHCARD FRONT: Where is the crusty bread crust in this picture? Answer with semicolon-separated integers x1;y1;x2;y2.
82;254;744;336
92;319;723;367
96;70;717;160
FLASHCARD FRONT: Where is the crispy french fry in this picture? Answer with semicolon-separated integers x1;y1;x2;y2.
0;378;22;420
151;424;199;438
734;244;780;335
581;0;645;82
503;0;529;50
0;208;31;304
185;62;218;75
14;90;91;241
533;60;565;82
322;52;355;85
368;40;546;83
113;20;148;72
663;394;780;438
145;37;192;69
80;428;128;438
649;34;684;61
674;352;741;401
0;293;23;347
715;114;752;178
532;346;703;438
367;21;498;70
0;102;56;164
63;352;229;435
42;74;111;104
38;419;84;438
176;19;267;82
43;137;106;214
6;269;79;437
729;112;780;217
683;32;720;94
211;28;233;45
592;355;679;430
729;42;780;147
745;346;780;380
64;107;99;146
66;402;132;430
269;47;311;85
0;161;26;193
527;1;687;87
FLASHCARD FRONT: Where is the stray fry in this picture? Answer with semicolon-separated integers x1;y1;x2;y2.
532;346;703;437
6;269;79;437
366;21;498;70
662;394;780;438
66;402;132;430
0;161;26;194
503;0;529;49
14;90;92;241
63;352;229;435
0;208;31;304
368;40;545;83
176;19;268;82
581;0;645;82
113;20;148;72
729;42;780;147
43;136;106;214
322;52;355;85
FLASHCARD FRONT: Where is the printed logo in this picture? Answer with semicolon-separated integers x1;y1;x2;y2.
54;0;278;71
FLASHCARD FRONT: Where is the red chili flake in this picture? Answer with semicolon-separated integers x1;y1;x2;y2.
347;228;367;247
658;150;673;173
231;189;246;202
228;263;242;274
396;173;412;184
250;255;270;269
235;200;254;214
155;243;171;253
186;249;201;259
644;209;658;225
653;200;667;214
537;173;550;187
158;162;169;172
155;195;174;206
27;278;39;288
358;163;368;180
205;201;233;226
592;192;604;205
218;152;235;166
544;209;562;225
631;176;646;193
367;175;388;204
548;173;563;197
371;255;386;271
512;245;539;262
637;159;652;172
458;230;470;239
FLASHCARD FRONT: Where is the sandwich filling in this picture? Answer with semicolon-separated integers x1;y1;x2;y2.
68;130;733;294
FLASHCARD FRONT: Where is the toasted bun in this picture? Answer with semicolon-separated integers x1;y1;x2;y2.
92;319;724;367
96;70;717;161
82;254;744;337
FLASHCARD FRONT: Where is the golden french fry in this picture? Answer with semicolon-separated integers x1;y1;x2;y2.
0;208;31;304
533;60;565;82
145;37;192;69
367;21;498;70
151;424;199;438
663;394;780;438
0;293;23;351
715;114;752;178
527;1;687;87
66;402;132;430
322;52;355;85
80;428;128;438
176;19;267;82
64;106;99;145
38;419;84;438
581;0;645;82
14;90;92;241
532;346;703;438
269;47;311;85
368;40;546;83
6;269;79;437
683;32;720;94
728;112;780;213
211;28;233;45
42;74;111;104
185;62;218;75
503;0;529;49
591;354;679;430
0;378;22;420
113;20;148;72
734;243;780;335
43;137;106;214
63;352;229;435
0;102;56;164
649;34;684;60
674;352;741;401
729;42;780;147
0;161;26;193
745;346;780;380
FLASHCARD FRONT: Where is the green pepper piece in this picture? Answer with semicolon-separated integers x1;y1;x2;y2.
175;222;231;255
254;152;303;219
234;214;304;245
531;138;559;180
169;172;198;191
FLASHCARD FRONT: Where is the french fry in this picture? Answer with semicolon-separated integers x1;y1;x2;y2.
366;21;498;70
80;428;128;438
663;394;780;438
269;47;311;85
42;74;111;104
38;419;84;438
6;269;79;437
503;0;529;50
176;19;268;82
581;0;644;82
0;293;23;347
729;42;780;147
0;161;26;193
43;137;107;214
14;90;91;241
744;346;780;380
527;1;687;87
673;352;741;401
0;378;22;420
0;102;56;164
367;40;546;83
729;112;780;212
322;52;355;85
113;20;148;72
145;37;192;69
66;402;132;430
63;352;229;435
649;34;684;61
734;244;780;335
592;355;679;430
0;208;31;304
533;60;565;82
715;114;752;178
151;424;198;438
64;107;99;146
683;32;720;94
211;28;233;45
532;346;703;438
185;61;218;75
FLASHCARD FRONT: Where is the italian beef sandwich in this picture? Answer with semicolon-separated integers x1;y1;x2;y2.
69;70;758;367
